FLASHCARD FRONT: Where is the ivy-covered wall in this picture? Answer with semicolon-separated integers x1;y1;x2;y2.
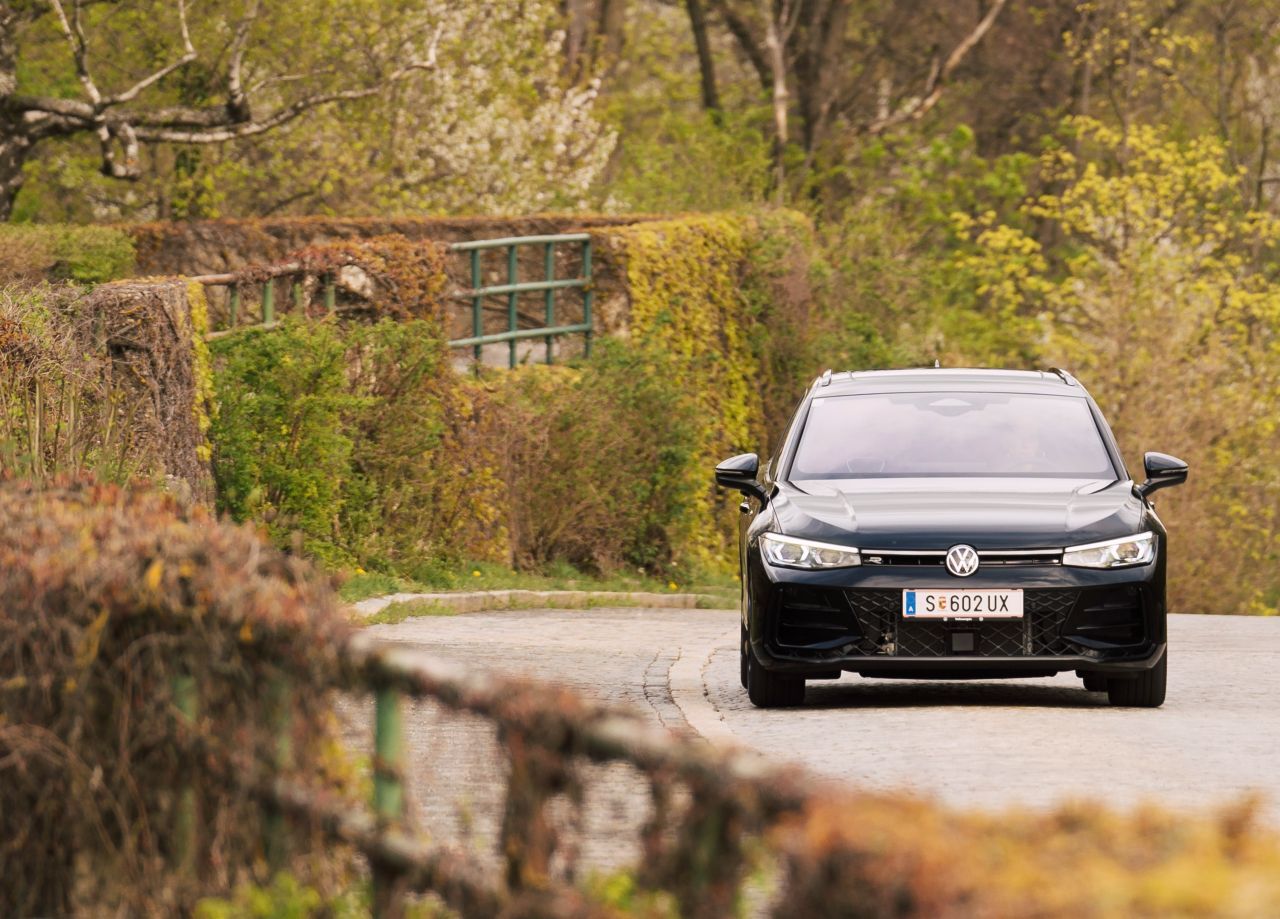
595;212;822;572
207;210;830;580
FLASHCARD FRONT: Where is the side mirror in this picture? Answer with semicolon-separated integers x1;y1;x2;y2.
715;453;767;504
1137;452;1188;498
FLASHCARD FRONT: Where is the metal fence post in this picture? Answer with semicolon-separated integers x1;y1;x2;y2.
544;242;556;365
229;286;240;328
263;279;275;326
471;250;483;364
264;675;293;872
507;244;519;369
324;273;336;313
172;673;198;877
292;279;304;314
372;684;405;918
582;238;593;359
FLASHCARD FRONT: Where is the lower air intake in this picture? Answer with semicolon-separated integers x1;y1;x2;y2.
844;589;1079;657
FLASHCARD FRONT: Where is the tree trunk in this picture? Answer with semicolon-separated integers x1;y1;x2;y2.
564;0;590;79
0;123;31;221
597;0;627;64
762;1;789;202
1;5;25;221
685;0;721;111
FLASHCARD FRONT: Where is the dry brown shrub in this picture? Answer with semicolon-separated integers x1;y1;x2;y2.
0;478;351;915
125;213;655;277
773;792;1280;917
290;234;449;322
0;281;213;502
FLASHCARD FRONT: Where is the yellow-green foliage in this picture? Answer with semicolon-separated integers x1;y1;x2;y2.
957;117;1280;614
185;281;216;462
601;214;773;572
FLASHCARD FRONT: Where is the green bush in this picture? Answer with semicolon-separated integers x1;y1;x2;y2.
211;321;362;564
475;337;703;574
0;224;135;285
210;318;503;571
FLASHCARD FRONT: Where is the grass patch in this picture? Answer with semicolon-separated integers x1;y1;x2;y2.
361;591;733;626
363;600;458;626
337;571;418;603
338;560;739;606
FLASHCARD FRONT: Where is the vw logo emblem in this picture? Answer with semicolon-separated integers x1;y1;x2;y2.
945;544;979;577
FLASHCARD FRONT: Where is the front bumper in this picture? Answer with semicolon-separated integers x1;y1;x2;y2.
748;558;1166;679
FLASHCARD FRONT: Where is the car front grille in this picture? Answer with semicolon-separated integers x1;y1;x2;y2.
844;588;1079;657
859;548;1062;568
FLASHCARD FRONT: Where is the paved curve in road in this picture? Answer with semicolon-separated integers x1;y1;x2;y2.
361;609;1280;840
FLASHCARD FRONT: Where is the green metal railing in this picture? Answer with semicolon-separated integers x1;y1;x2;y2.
158;629;815;918
199;263;337;342
197;234;595;367
447;233;593;368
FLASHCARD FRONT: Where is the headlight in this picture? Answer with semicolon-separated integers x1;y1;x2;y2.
1062;532;1155;569
760;534;861;569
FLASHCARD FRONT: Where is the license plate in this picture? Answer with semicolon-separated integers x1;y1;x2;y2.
902;589;1023;619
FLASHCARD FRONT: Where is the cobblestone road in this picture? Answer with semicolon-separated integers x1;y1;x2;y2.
339;608;730;878
708;613;1280;824
349;608;1280;874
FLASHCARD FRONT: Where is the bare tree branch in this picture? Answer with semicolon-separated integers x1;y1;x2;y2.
102;0;196;106
48;0;103;105
9;9;444;180
130;51;443;145
226;0;261;121
863;0;1009;135
706;0;771;92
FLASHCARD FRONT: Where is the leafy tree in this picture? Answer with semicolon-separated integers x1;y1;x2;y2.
0;0;442;220
959;117;1280;613
5;0;614;221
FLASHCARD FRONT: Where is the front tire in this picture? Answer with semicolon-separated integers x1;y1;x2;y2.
1081;673;1108;692
740;622;749;689
1106;650;1167;708
746;650;805;708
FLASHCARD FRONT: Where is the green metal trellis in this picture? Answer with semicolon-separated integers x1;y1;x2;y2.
446;233;593;368
199;233;595;366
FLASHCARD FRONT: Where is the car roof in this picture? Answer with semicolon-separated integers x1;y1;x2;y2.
812;368;1088;397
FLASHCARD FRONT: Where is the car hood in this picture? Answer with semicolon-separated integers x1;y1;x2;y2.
769;477;1146;549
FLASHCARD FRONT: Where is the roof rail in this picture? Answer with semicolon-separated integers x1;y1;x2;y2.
1047;367;1077;386
818;369;833;387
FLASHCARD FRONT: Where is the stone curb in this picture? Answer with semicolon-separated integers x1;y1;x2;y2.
668;624;741;746
351;589;713;618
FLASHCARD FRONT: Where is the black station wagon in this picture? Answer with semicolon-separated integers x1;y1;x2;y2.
715;368;1187;709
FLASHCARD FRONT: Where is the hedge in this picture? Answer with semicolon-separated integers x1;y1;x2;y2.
0;280;213;501
0;223;135;285
0;479;352;915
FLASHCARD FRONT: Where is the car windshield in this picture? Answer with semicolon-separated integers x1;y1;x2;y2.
789;391;1117;479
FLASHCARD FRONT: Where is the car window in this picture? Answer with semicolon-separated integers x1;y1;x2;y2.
789;391;1117;479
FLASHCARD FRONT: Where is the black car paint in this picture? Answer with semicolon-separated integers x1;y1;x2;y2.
720;369;1182;682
